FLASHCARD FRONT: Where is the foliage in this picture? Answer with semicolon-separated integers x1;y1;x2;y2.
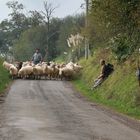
87;0;140;60
29;10;45;27
0;1;84;62
56;14;85;59
109;34;135;62
46;18;62;60
13;26;48;61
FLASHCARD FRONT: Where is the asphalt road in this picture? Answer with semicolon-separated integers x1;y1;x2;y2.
0;80;140;140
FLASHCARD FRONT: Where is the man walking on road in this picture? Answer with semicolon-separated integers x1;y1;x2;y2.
32;48;43;65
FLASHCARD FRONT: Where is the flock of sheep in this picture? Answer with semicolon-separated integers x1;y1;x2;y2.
2;61;83;80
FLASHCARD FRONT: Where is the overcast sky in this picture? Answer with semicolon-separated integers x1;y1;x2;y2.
0;0;85;21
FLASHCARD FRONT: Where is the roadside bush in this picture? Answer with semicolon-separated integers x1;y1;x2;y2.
110;35;134;62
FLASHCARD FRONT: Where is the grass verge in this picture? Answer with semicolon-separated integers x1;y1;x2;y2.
72;48;140;119
0;58;11;95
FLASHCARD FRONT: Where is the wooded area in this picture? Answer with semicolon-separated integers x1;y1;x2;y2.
0;1;85;62
0;0;140;62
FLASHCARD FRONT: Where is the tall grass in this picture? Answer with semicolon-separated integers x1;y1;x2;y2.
0;58;11;94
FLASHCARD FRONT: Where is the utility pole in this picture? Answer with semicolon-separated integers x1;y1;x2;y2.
85;0;89;59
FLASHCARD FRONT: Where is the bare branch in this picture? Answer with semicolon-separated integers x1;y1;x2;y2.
42;1;59;21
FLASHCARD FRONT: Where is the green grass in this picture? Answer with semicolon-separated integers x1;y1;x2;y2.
72;48;140;119
0;58;11;94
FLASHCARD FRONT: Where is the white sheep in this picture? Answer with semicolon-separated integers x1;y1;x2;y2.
66;61;74;69
18;65;33;79
43;64;54;80
22;61;33;67
3;61;13;70
66;62;83;72
73;63;83;73
52;64;60;79
33;65;44;79
59;67;75;80
9;65;18;79
58;62;82;80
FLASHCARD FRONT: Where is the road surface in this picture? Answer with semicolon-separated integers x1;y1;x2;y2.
0;80;140;140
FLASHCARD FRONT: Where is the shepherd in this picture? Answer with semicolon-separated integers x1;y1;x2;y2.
32;48;43;65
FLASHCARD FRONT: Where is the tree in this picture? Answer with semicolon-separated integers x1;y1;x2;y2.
0;19;13;54
6;1;28;39
41;1;58;61
57;14;85;58
0;1;47;58
47;18;61;60
29;10;45;27
87;0;140;61
0;1;30;55
0;0;85;62
13;26;48;61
